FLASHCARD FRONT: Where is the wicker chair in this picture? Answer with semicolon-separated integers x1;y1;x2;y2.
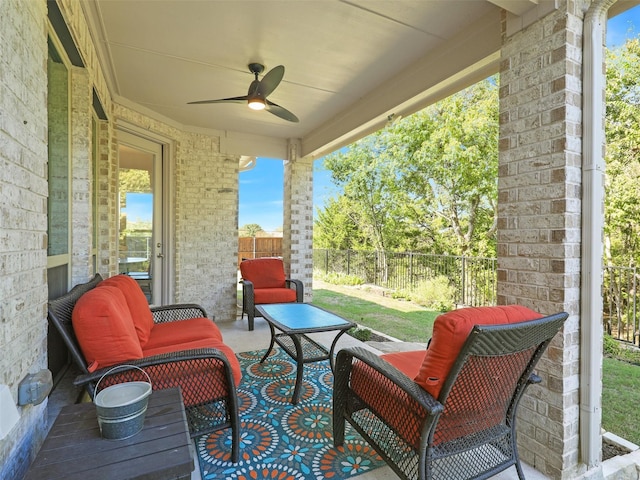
333;308;568;480
239;257;303;330
48;274;240;462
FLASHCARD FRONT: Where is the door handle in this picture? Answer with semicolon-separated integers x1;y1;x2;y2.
157;253;164;258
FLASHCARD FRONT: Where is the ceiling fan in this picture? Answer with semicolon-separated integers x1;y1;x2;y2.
188;63;299;123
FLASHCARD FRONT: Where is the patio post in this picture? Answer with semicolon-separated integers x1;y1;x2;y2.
283;140;313;301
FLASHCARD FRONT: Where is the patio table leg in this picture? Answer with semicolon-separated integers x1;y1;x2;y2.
290;333;304;404
328;329;348;371
259;322;277;363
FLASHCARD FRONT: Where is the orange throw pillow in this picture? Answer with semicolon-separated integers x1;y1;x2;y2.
414;305;542;399
72;285;143;370
101;274;154;346
240;258;286;289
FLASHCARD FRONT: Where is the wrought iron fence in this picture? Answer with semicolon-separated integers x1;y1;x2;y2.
314;249;640;345
313;249;497;307
603;265;639;345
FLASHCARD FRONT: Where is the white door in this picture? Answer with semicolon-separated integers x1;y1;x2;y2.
117;130;165;305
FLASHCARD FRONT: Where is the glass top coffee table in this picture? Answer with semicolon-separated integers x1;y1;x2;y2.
256;303;356;404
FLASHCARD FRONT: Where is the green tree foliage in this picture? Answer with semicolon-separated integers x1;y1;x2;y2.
119;168;151;206
316;78;498;257
605;39;640;267
394;79;498;256
321;132;410;252
240;223;264;237
313;196;366;250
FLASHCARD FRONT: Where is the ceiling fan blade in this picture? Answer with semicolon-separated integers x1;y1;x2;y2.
258;65;285;97
266;100;299;123
187;96;248;105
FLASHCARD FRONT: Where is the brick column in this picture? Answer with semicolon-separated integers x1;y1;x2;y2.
283;142;313;301
70;67;93;285
498;3;583;478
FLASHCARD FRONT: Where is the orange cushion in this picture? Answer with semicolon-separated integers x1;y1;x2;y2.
101;274;154;347
414;305;542;399
240;258;286;289
72;285;143;370
351;359;426;450
381;350;427;379
144;318;223;350
142;338;242;388
254;287;297;304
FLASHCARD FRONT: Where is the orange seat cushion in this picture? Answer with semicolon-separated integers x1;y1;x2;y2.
142;337;242;388
101;274;154;347
240;258;287;289
381;350;427;379
414;305;542;398
72;285;143;370
254;288;297;304
351;354;427;450
143;317;223;351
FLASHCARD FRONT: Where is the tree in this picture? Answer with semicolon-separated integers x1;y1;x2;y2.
323;131;410;253
317;78;499;258
240;223;264;237
393;78;498;257
605;39;640;268
118;168;151;206
314;196;367;250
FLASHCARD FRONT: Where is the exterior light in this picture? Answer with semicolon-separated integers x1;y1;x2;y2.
248;96;266;110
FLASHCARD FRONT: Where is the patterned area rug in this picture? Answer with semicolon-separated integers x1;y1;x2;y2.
196;347;386;479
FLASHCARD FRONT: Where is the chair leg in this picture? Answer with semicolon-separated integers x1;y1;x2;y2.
230;422;240;463
248;311;254;331
333;414;345;447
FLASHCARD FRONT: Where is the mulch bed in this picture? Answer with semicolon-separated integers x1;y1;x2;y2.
603;440;631;461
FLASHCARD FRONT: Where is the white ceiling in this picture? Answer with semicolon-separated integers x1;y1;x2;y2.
81;0;638;159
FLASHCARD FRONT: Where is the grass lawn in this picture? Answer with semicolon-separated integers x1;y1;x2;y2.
312;279;640;448
312;280;440;343
602;357;640;446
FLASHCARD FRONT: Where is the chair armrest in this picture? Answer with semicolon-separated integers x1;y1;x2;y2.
286;278;304;302
73;348;236;403
240;279;255;308
335;346;443;416
150;303;209;323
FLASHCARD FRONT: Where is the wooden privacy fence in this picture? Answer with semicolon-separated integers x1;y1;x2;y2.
238;237;282;266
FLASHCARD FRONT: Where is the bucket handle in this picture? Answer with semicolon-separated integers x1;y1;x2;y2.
95;364;152;394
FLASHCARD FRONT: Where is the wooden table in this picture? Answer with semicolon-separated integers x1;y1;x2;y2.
256;303;355;404
26;388;194;480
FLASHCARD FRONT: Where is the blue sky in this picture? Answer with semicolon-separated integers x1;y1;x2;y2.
238;157;337;231
239;5;640;232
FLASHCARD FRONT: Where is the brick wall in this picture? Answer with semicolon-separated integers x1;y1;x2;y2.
283;151;314;301
175;133;239;320
0;1;50;479
498;2;583;478
70;67;93;284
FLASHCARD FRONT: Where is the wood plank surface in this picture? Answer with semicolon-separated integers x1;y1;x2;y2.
25;388;194;480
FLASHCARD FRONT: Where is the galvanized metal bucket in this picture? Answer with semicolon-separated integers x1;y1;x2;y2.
94;365;152;440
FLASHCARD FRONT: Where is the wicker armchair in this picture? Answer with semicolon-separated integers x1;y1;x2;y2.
239;257;303;330
48;274;240;462
333;308;568;480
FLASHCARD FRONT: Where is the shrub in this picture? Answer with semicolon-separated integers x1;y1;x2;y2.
603;334;621;357
314;270;365;286
405;276;456;311
348;326;372;341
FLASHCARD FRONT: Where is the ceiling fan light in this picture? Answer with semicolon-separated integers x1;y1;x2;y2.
248;97;265;111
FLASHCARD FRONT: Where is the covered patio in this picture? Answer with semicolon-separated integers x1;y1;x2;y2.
2;0;640;479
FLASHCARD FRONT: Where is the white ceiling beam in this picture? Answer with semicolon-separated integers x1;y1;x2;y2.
487;0;538;16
